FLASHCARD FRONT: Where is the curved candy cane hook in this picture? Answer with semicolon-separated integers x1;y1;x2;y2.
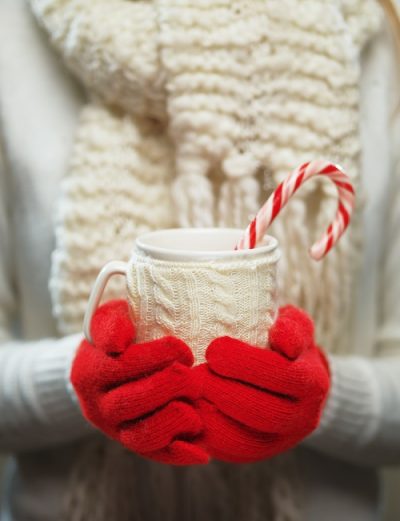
236;160;355;261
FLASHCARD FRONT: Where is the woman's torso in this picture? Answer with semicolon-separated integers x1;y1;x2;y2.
0;1;395;520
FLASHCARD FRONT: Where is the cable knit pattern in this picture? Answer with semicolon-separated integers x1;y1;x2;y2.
156;0;380;355
30;0;381;355
126;248;280;364
27;1;381;520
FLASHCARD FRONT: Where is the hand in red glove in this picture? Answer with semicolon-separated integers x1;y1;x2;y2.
195;306;330;463
71;300;208;465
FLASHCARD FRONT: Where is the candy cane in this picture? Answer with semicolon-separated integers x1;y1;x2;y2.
235;160;355;260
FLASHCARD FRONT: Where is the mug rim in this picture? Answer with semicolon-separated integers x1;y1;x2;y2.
135;227;278;262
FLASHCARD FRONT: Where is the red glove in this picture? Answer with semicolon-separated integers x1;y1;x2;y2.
195;306;330;463
71;300;208;465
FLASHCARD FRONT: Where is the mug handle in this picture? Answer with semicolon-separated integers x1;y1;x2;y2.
83;260;128;343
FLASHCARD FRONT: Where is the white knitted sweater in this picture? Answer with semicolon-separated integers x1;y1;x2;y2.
1;1;400;520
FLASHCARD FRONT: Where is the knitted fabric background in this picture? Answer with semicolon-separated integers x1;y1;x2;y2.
31;0;381;357
29;1;382;521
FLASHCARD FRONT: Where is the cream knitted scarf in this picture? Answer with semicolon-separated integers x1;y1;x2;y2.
29;1;381;520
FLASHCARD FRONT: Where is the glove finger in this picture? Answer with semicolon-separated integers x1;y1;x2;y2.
120;401;203;453
197;399;279;463
71;340;109;398
206;337;313;398
199;399;311;462
199;365;298;434
111;336;194;381
100;362;199;425
72;336;194;396
144;440;209;466
269;305;314;360
91;300;136;355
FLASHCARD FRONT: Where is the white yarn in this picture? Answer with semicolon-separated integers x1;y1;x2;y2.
49;104;175;334
126;247;280;364
31;0;167;119
29;1;382;520
30;0;382;354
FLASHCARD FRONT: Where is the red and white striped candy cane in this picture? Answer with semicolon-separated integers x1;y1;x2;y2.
235;159;355;260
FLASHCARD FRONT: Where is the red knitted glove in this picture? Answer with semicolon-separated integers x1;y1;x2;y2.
195;306;330;463
71;300;208;465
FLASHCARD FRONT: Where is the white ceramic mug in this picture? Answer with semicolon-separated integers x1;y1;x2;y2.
84;228;281;364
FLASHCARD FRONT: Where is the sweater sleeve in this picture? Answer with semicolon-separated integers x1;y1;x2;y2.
304;48;400;467
304;354;400;466
305;174;400;465
0;143;92;454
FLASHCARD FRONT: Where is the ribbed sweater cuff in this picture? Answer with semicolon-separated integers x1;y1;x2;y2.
0;334;94;452
304;354;380;454
32;333;89;434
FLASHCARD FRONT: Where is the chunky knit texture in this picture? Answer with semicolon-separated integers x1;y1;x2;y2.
30;0;381;356
48;106;176;332
126;244;280;364
26;1;382;521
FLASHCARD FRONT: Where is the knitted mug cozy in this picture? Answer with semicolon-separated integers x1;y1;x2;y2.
83;229;281;364
28;2;382;521
31;0;381;358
